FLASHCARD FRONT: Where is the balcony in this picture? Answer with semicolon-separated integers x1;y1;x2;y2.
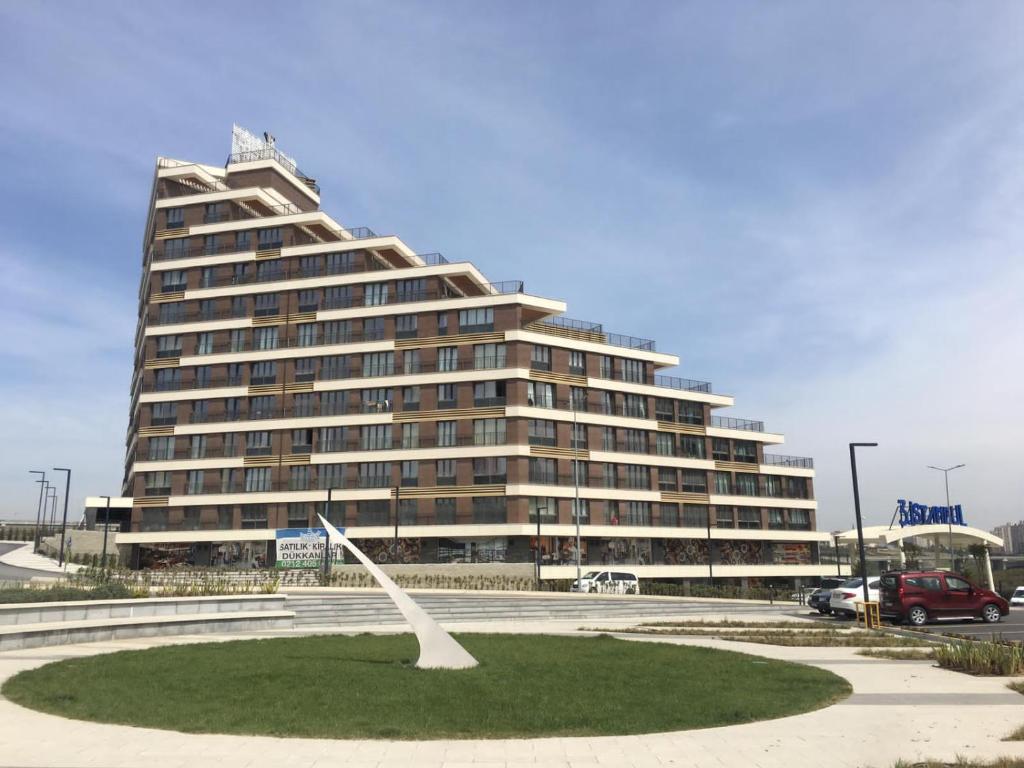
762;454;815;469
709;416;765;432
151;227;380;262
532;316;657;352
653;375;713;394
227;147;321;195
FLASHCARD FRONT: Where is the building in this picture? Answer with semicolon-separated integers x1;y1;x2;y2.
106;125;837;583
992;522;1024;555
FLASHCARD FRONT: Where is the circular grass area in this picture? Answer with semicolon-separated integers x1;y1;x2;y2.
1;634;850;739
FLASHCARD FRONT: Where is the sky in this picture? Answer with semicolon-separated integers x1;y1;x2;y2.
0;1;1022;533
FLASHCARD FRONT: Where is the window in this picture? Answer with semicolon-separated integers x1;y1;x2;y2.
660;503;679;526
473;418;506;446
396;278;427;303
287;502;310;527
572;498;590;524
623;429;647;453
220;468;240;493
320;390;346;416
602;427;615;451
434;498;456;524
400;460;419;487
186;436;206;463
436;312;449;335
683;504;708;527
473;380;506;406
625;465;650;490
401;422;420;449
203;203;221;222
163;237;188;258
144;471;172;496
734;440;757;463
323;285;353;309
623;394;647;418
395;314;418;339
402;386;420;411
154;368;180;392
712;438;731;461
658;467;677;491
622;501;651;525
289;467;311;491
361;388;392;412
621;359;646;384
679;401;704;425
141;508;169;532
526;381;554;408
292;392;314;417
437;383;457;408
655;433;675;457
436;421;457;447
296;323;318;347
298;255;320;277
655;398;675;421
231;262;249;285
403;349;421;374
297;289;319;313
570;422;588;449
528;497;557;523
474;343;506;369
364;282;388;306
256;259;284;282
321;355;351;380
151;402;177;426
734;474;758;496
245;431;272;456
147;436;174;460
362;351;394;377
236;231;251;251
459;307;494;333
244;467;271;493
250;361;276;386
155;335;181;358
789;509;811;530
436;459;456;485
161;270;187;292
714;471;731;494
357;500;390;525
292;429;313;454
680;435;706;459
529;457;556;484
193;366;211;389
192;399;210;423
158;302;186;324
768;509;785;530
361;424;392;451
602;463;618;488
253;326;278;350
257;227;282;249
682;470;707;493
398;498;418;524
473;457;506;484
530;345;551;371
222;433;239;457
786;477;810;499
363;317;384;341
738;509;762;529
599;355;613;379
527;419;556;446
230;328;246;352
570;386;587;412
569;350;586;375
437;346;458;372
716;507;735;528
165;207;184;228
599;391;614;415
358;462;391;488
254;293;279;317
473;497;507;523
319;426;346;453
241;505;269;529
250;395;276;419
318;463;346;490
326;252;355;274
293;358;315;383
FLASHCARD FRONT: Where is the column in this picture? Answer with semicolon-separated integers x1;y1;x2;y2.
898;540;906;568
984;546;995;591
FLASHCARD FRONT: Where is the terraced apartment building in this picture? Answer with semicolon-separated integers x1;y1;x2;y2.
110;126;836;582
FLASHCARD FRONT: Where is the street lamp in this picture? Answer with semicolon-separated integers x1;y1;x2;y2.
29;471;46;552
927;464;965;571
534;503;547;590
849;443;878;606
99;495;112;573
53;467;72;567
572;401;582;589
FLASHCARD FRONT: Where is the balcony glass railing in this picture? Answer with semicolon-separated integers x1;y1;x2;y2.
709;416;765;432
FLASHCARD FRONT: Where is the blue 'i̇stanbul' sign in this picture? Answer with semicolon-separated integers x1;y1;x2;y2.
897;499;966;528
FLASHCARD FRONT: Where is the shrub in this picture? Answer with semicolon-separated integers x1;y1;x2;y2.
935;639;1024;676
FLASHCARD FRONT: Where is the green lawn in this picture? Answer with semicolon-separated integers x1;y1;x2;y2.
1;633;849;739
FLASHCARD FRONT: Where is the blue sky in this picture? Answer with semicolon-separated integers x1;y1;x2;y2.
1;1;1022;532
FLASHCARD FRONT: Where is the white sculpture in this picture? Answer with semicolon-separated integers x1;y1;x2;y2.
316;514;478;669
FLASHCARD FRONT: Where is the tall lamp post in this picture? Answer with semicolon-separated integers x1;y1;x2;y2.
46;487;57;530
572;401;582;588
29;471;46;552
927;464;965;571
535;503;547;590
99;495;112;572
53;467;71;567
849;443;878;606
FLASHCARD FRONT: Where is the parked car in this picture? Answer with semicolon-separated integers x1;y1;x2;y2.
1010;586;1024;608
570;570;640;595
879;571;1009;626
808;587;834;614
830;577;880;618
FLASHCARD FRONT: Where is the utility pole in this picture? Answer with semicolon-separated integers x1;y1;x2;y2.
927;464;965;571
53;467;71;568
849;443;878;606
29;471;46;552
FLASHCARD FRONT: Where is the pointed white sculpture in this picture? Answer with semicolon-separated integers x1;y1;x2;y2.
316;514;478;669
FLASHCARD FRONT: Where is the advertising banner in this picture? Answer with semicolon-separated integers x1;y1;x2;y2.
275;527;346;569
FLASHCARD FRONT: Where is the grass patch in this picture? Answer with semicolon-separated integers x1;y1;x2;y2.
1009;681;1024;695
893;759;1024;767
596;626;931;647
0;583;135;604
857;648;935;661
1;633;849;739
639;619;821;629
934;639;1024;676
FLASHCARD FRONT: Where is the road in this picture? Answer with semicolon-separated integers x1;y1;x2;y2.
801;603;1024;641
0;542;59;582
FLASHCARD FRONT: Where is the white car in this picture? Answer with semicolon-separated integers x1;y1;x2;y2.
1011;587;1024;608
830;577;880;618
570;570;640;595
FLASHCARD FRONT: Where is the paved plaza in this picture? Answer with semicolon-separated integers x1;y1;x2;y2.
0;613;1022;768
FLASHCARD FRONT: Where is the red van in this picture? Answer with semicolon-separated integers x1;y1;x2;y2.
879;570;1009;626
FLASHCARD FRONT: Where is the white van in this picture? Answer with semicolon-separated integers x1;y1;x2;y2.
570;570;640;595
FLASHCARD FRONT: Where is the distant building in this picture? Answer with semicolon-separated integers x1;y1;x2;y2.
992;522;1024;555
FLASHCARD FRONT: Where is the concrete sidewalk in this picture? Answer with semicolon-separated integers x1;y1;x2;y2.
0;541;84;575
0;619;1021;768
